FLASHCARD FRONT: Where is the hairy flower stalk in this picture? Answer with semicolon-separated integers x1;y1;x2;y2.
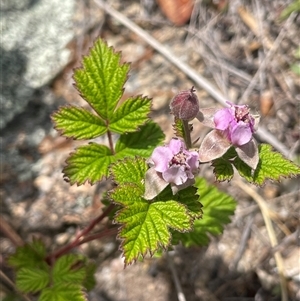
144;139;199;200
198;101;260;169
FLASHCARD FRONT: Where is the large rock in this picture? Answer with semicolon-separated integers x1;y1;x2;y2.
1;0;75;128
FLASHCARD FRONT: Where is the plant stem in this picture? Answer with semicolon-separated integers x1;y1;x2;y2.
45;203;114;264
107;130;115;154
182;120;192;148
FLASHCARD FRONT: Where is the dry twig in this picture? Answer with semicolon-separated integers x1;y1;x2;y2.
234;179;289;301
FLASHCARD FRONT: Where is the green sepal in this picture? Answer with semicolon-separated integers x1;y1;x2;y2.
39;283;87;301
172;177;236;247
74;39;130;120
109;96;152;134
52;106;106;139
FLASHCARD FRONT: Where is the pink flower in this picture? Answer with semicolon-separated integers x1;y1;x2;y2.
197;102;259;170
214;102;255;146
144;139;199;200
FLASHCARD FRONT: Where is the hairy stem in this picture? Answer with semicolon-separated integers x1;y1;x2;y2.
45;203;115;264
107;130;115;154
182;120;192;148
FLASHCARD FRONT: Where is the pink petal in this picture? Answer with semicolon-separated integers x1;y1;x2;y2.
151;146;173;173
186;151;199;172
230;122;252;146
214;108;234;130
168;138;183;154
162;165;187;185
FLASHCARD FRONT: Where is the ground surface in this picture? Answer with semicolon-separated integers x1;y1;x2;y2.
1;1;300;300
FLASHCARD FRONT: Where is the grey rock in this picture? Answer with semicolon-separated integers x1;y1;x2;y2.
1;0;75;129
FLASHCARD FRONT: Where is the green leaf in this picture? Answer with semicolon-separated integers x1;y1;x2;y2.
63;143;114;185
279;0;300;20
109;96;152;134
52;106;106;139
63;122;164;186
212;157;234;181
115;121;165;157
16;267;49;293
172;117;185;139
82;262;96;291
39;283;86;301
234;144;300;185
8;239;46;270
52;254;86;285
290;63;300;76
173;177;236;247
110;157;195;265
74;39;130;120
252;144;300;185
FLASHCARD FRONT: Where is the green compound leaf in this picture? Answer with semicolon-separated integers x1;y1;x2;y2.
63;143;114;185
110;157;196;265
39;283;87;301
16;267;49;293
116;121;165;157
52;254;86;285
52;106;106;139
173;177;236;247
74;39;130;120
63;122;164;185
234;144;300;185
109;96;152;134
8;239;46;270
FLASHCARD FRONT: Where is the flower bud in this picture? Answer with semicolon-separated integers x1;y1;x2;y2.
170;86;199;120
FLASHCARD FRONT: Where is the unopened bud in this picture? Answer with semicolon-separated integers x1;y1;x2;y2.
170;86;199;120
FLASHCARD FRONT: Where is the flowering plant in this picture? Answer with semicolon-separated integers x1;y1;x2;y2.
7;39;300;300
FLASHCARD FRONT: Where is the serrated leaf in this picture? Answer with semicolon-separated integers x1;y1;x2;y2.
52;254;86;285
16;267;49;293
172;117;185;138
173;177;236;247
252;144;300;185
212;157;234;181
39;283;86;301
52;106;106;139
109;96;152;133
63;143;114;185
82;262;96;291
110;157;195;265
63;122;164;186
74;39;130;120
115;121;165;157
8;239;46;270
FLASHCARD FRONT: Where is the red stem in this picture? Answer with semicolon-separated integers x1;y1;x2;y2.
107;130;115;154
45;204;114;264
